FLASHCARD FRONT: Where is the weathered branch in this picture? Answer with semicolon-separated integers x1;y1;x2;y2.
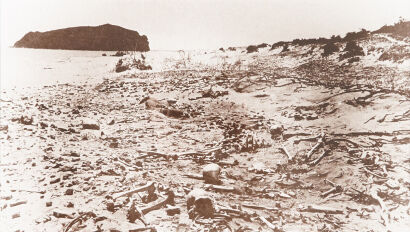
113;182;155;200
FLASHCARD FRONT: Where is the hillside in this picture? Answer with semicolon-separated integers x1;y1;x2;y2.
14;24;150;51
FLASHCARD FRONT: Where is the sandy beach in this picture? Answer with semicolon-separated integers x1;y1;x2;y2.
1;30;409;231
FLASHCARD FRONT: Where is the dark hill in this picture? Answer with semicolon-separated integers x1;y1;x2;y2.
14;24;149;51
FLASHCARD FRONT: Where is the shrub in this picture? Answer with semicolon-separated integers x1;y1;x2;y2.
281;44;289;53
219;47;225;52
379;50;410;62
348;57;360;63
112;51;126;57
257;43;269;48
373;19;410;37
339;41;364;60
228;47;236;51
271;41;287;50
322;42;339;56
115;59;128;72
246;45;258;53
343;29;369;41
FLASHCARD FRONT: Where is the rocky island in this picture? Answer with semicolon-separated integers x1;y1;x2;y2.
14;24;150;51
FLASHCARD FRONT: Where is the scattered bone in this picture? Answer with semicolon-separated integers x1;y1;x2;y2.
299;204;344;214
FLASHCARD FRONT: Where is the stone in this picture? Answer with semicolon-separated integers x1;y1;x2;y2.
65;189;74;195
10;200;27;207
19;115;33;125
53;210;73;219
186;189;214;219
50;178;61;184
66;202;74;208
166;206;181;216
82;118;100;130
202;163;221;184
46;202;52;207
269;124;284;139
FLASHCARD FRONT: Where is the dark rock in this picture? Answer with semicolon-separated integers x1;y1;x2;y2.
0;125;8;131
50;178;61;184
127;201;141;223
65;189;74;195
82;118;100;130
39;122;48;129
46;202;52;207
53;211;73;219
109;142;119;148
246;45;258;53
66;202;74;208
19;116;33;125
14;24;150;51
166;206;181;216
269;125;284;139
112;51;126;57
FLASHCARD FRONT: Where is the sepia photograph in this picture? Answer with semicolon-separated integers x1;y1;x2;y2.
1;0;409;231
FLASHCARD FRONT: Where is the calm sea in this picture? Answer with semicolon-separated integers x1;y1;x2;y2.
0;47;120;90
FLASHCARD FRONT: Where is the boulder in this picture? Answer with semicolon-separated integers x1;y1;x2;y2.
186;189;214;219
269;125;284;139
202;163;221;184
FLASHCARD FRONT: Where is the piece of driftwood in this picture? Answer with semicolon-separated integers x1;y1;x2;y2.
306;133;325;159
259;216;277;230
179;147;222;157
299;204;344;214
242;203;279;211
63;212;96;232
309;150;330;166
183;173;203;180
321;186;343;198
205;184;236;192
327;138;362;148
9;200;27;207
362;167;387;179
129;227;156;232
280;144;293;160
218;206;242;215
113;182;155;199
141;191;175;214
136;150;175;160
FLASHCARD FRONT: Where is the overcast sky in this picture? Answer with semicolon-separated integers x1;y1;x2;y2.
1;0;409;50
